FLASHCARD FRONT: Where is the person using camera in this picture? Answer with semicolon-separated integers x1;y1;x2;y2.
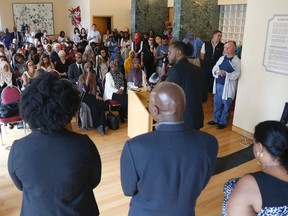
154;35;169;79
166;41;205;130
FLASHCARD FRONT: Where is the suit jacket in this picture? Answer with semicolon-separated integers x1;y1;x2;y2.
68;62;83;86
10;31;22;45
167;58;204;130
121;123;218;216
8;129;101;216
51;51;60;64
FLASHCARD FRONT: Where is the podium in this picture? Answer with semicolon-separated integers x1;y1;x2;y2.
128;88;153;138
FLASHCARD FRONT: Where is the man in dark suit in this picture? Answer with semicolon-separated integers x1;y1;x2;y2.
10;26;22;47
68;52;83;86
120;82;218;216
166;41;205;130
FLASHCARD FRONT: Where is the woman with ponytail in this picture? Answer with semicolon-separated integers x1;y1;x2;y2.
224;121;288;216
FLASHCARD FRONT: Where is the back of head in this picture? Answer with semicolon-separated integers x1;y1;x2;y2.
254;120;288;172
150;82;186;122
20;73;80;134
170;41;189;57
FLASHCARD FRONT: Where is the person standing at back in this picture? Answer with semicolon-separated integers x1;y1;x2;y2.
10;26;22;47
182;30;203;67
120;82;218;216
166;41;204;130
208;40;241;129
154;35;169;79
200;30;224;102
87;24;101;45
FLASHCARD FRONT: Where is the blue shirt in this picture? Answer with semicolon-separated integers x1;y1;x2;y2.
155;45;169;67
183;37;203;58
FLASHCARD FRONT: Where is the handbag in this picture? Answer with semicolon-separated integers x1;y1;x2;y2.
0;102;19;118
106;111;119;130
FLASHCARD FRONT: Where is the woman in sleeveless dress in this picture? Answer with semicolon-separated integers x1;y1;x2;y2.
224;120;288;216
22;60;37;90
37;54;55;72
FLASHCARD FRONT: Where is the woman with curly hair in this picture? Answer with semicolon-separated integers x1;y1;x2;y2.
78;62;107;135
8;73;102;215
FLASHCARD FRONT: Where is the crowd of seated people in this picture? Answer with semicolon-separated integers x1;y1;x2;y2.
1;24;168;134
1;19;288;216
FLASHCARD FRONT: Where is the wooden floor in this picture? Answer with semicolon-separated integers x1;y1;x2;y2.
0;96;261;216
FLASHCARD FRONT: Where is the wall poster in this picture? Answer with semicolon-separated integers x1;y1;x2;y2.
13;3;54;35
263;14;288;76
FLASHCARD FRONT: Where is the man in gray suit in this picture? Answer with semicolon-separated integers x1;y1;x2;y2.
120;82;218;216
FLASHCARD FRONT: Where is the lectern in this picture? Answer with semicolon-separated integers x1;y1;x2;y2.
127;88;153;138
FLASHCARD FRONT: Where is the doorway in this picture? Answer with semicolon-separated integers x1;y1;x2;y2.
92;16;112;39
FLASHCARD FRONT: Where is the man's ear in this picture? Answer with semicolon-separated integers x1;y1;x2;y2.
176;50;182;57
153;105;159;115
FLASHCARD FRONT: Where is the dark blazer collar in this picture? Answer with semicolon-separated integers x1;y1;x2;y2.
156;122;187;131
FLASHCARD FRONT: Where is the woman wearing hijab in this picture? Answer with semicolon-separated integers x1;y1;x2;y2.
124;50;135;78
126;58;147;90
78;62;107;135
103;61;127;120
0;61;17;96
131;32;143;60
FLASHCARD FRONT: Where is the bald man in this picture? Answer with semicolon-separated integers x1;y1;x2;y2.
120;82;218;216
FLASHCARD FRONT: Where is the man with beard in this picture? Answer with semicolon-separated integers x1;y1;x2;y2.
166;41;204;130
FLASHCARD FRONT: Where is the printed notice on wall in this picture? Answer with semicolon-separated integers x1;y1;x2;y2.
263;15;288;76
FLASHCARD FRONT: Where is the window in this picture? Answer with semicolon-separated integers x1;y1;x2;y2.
219;4;247;46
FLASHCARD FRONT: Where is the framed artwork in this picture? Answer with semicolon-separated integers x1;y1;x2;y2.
13;3;54;35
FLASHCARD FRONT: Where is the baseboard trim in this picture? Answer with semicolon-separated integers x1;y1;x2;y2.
232;125;254;138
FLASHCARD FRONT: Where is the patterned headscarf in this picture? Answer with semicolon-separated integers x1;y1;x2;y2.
127;58;142;87
110;61;124;90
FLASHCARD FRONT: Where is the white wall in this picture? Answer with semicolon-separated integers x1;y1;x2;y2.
168;0;174;7
90;0;131;31
233;0;288;133
67;0;91;37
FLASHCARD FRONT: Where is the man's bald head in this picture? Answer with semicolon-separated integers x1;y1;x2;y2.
149;82;186;123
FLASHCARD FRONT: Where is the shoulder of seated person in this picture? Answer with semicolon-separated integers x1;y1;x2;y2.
236;174;258;191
